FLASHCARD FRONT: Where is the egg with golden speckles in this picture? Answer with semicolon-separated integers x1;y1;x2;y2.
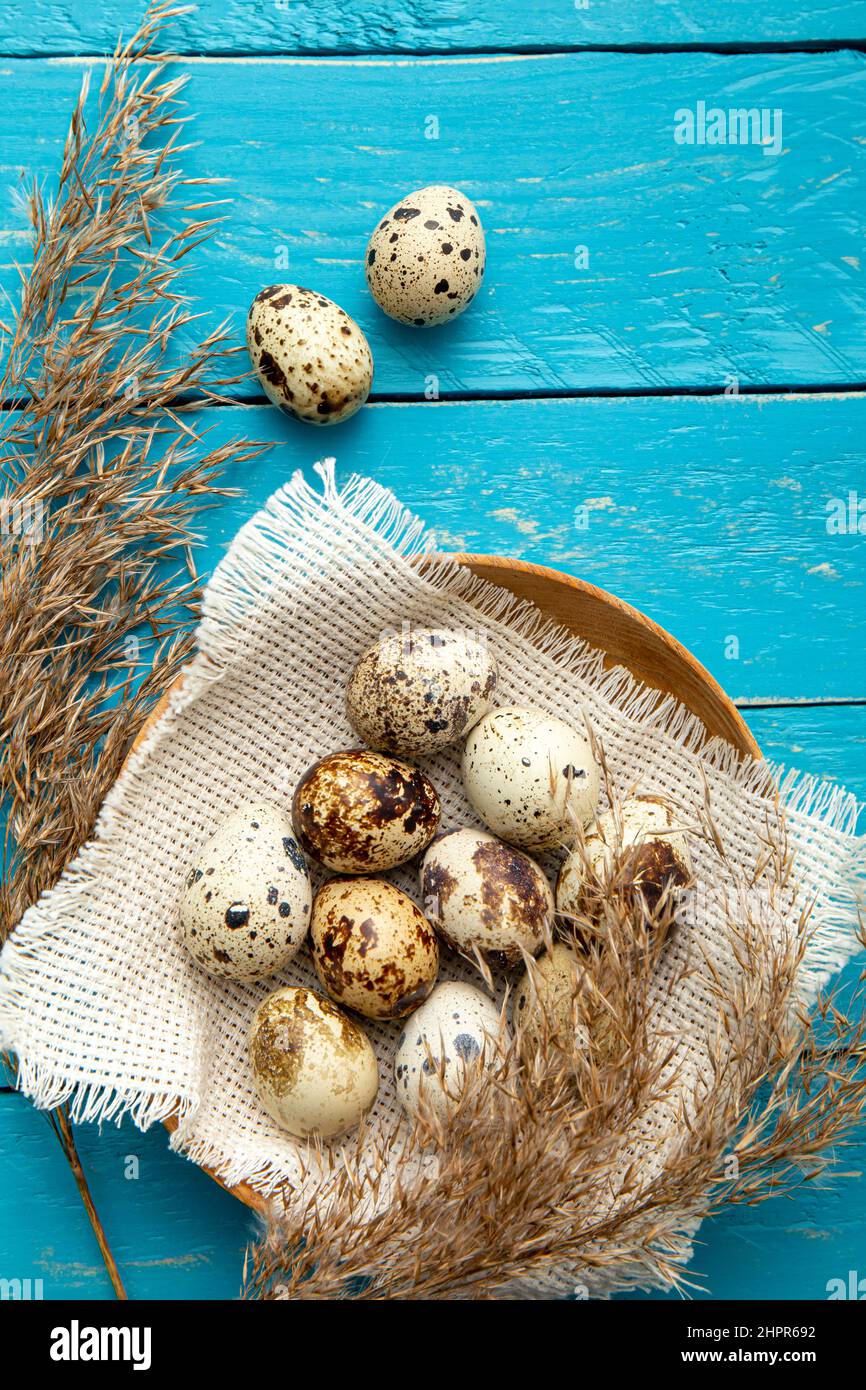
462;706;600;852
246;284;373;424
250;986;378;1139
179;801;311;981
365;185;485;327
311;878;439;1019
394;981;506;1122
346;626;498;756
420;827;553;971
513;942;590;1052
292;749;441;873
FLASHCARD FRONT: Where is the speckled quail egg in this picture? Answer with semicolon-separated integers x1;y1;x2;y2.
557;795;693;926
346;626;498;756
246;284;373;425
292;749;440;873
462;706;600;853
311;878;439;1020
513;942;589;1052
179;801;311;981
420;828;553;971
394;982;506;1122
250;986;378;1140
365;185;486;327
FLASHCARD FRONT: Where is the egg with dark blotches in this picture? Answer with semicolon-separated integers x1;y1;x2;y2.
557;795;693;928
346;626;498;756
394;981;506;1122
462;706;600;852
179;801;311;981
292;749;441;873
246;284;373;425
365;185;485;327
311;877;439;1020
250;986;378;1139
420;828;553;971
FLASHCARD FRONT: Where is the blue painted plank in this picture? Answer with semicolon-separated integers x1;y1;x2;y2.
0;1094;253;1300
747;702;866;775
2;704;861;1300
169;395;866;702
2;1;866;55
2;53;865;394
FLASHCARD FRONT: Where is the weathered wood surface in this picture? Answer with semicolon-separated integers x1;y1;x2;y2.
2;2;866;55
1;6;864;1305
2;52;865;394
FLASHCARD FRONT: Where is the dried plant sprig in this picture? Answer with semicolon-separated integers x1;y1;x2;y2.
243;761;866;1301
1;3;264;1297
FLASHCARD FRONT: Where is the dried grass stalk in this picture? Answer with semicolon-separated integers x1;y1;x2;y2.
244;756;866;1300
1;3;263;1295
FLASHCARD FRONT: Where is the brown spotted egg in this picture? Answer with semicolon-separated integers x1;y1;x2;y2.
250;986;378;1139
557;795;693;928
179;801;311;981
365;185;485;327
246;284;373;425
291;749;440;873
420;828;553;971
462;706;600;853
394;981;506;1122
346;626;498;756
311;878;439;1020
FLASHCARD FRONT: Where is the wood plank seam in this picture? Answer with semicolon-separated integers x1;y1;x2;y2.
4;44;866;61
6;383;866;414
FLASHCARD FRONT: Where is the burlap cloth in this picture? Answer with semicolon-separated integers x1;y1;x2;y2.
1;460;863;1297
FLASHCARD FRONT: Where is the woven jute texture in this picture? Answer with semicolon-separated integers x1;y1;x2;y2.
1;461;863;1296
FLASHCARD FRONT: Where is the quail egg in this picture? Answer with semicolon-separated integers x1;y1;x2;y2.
246;284;373;425
346;626;498;756
292;749;440;874
513;942;589;1051
365;185;485;327
420;828;553;971
557;795;693;926
462;706;600;853
311;878;439;1020
179;801;311;981
394;982;506;1122
250;986;378;1140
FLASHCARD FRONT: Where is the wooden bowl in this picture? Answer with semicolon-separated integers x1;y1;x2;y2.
451;556;758;757
131;554;758;1214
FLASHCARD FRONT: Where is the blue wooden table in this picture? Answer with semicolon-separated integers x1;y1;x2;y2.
1;3;864;1301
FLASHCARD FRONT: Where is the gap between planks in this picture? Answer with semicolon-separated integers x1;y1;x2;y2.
738;698;866;710
4;383;866;414
5;42;866;62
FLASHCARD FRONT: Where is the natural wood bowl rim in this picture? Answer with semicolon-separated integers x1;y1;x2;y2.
447;553;758;758
128;551;757;1214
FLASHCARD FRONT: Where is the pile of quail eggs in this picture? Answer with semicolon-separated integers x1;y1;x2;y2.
178;627;694;1144
246;185;487;428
